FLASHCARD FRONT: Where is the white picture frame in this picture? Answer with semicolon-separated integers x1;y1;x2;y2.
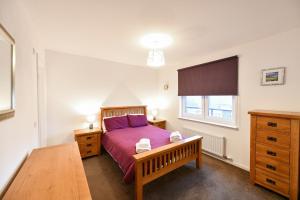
261;67;285;86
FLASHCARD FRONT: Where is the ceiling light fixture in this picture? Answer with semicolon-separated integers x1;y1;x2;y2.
140;33;172;67
147;48;165;67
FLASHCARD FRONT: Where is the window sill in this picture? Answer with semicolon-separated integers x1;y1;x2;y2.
178;116;239;129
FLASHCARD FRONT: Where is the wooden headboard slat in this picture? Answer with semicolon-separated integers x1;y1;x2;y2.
99;105;147;132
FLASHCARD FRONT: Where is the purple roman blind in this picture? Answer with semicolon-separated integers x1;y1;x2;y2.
178;56;238;96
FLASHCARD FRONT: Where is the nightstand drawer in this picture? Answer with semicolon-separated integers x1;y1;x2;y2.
76;134;98;144
79;142;98;150
155;122;165;129
79;144;98;158
257;117;290;133
256;143;289;164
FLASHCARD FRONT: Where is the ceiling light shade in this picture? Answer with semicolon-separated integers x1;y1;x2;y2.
147;49;165;67
140;33;172;49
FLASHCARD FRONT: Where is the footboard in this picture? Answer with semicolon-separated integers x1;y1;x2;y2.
133;136;202;200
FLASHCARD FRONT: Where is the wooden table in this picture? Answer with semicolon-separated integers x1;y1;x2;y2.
3;142;91;200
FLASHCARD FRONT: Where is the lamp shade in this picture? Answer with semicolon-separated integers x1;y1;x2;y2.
151;109;158;117
86;115;96;123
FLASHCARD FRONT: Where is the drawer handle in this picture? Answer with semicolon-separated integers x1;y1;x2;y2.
87;150;92;154
267;122;277;127
266;164;276;171
86;136;92;140
266;150;277;157
86;144;92;147
266;178;276;185
267;136;277;142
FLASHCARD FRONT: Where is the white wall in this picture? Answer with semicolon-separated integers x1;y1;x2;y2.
158;28;300;170
0;0;39;194
37;51;48;147
46;50;158;145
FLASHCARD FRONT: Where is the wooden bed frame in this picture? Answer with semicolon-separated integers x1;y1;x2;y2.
99;105;202;200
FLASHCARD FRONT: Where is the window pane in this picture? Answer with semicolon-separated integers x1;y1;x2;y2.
208;96;233;120
184;96;202;115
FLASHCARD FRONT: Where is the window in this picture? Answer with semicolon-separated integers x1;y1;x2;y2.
207;96;233;120
177;56;238;127
180;96;237;127
183;96;203;115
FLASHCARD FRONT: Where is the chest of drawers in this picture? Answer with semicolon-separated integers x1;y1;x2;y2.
249;110;300;199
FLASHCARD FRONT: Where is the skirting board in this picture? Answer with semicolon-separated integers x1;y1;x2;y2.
203;151;249;171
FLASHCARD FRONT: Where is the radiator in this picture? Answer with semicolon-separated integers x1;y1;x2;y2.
184;128;226;157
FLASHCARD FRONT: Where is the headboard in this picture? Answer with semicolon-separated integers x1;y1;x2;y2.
99;105;147;132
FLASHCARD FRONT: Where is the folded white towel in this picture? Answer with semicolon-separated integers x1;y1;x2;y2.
136;146;151;154
136;138;151;153
170;131;181;138
140;138;150;143
137;138;150;148
170;131;182;143
139;138;150;145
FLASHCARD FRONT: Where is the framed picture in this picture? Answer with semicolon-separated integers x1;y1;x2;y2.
261;67;285;86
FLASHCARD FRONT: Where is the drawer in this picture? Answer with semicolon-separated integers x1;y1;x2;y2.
79;144;98;158
257;117;290;133
256;143;289;164
256;130;290;148
156;123;165;129
158;125;166;129
256;155;289;178
76;134;98;144
80;151;97;158
78;142;98;150
255;168;289;197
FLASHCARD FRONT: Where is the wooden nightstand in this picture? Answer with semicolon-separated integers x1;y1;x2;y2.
148;119;166;129
74;128;101;158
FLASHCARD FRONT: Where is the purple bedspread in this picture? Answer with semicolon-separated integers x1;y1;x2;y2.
102;125;171;183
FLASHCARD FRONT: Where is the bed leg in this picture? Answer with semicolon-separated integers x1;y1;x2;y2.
135;183;143;200
135;162;143;200
196;139;202;169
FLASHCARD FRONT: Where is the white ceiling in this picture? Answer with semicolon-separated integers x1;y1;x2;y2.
22;0;300;67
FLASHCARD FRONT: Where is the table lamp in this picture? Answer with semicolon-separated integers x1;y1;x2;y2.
151;109;158;120
87;114;96;129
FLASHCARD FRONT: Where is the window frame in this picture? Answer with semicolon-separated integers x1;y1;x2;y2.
179;96;239;129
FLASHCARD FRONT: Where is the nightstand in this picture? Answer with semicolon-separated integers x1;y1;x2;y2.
74;128;101;158
148;119;166;129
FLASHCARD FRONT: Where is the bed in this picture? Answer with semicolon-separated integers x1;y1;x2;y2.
99;105;202;200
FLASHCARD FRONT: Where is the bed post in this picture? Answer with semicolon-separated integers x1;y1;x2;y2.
99;108;103;132
135;162;143;200
196;139;202;169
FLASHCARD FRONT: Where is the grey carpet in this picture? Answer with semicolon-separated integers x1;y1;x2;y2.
83;152;287;200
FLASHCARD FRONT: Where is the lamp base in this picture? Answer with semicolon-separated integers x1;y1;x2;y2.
89;123;93;129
